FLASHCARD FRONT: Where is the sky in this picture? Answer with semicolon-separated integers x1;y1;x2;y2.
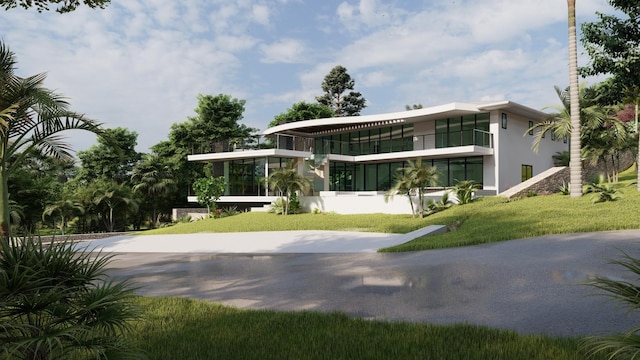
0;0;613;154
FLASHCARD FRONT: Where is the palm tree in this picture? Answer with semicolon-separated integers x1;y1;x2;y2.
131;154;176;227
0;41;104;238
568;0;582;197
42;197;84;235
93;181;138;232
386;158;439;218
268;162;311;215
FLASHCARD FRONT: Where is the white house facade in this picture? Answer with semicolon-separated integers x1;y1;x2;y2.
187;101;568;214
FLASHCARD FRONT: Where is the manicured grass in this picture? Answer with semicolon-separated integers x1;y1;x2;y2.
143;212;435;235
131;296;601;360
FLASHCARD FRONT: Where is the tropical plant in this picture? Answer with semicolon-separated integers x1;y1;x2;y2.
0;236;142;360
42;197;84;235
0;41;104;239
583;249;640;359
558;180;570;195
584;175;622;203
552;151;570;166
92;181;138;232
567;0;582;198
131;154;176;227
451;180;482;205
192;176;226;216
268;162;310;215
425;192;453;216
386;159;439;218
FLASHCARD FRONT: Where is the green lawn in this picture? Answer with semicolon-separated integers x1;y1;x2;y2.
131;296;601;360
144;168;640;252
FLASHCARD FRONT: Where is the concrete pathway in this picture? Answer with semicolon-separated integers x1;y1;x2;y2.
85;225;446;253
100;229;640;337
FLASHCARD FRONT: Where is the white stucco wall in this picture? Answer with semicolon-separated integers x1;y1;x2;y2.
493;111;567;193
300;192;449;215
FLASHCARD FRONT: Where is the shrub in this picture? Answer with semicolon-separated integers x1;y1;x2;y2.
584;175;622;203
0;236;143;360
558;180;570;195
583;250;640;359
269;193;301;215
451;180;482;205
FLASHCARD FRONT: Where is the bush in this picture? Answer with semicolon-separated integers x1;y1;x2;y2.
0;236;143;360
584;175;622;203
583;250;640;359
451;180;482;205
269;193;301;215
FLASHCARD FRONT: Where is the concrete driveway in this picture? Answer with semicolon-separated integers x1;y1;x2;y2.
98;229;640;337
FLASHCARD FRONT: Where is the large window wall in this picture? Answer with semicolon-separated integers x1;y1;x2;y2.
315;125;414;156
215;157;292;196
329;156;484;191
435;113;490;148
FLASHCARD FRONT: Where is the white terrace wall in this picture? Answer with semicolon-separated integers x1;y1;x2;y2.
300;191;449;215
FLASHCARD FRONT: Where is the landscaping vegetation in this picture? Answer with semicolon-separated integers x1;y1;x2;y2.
130;296;602;360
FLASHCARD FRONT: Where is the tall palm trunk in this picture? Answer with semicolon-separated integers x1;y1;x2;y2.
0;171;9;241
568;0;582;198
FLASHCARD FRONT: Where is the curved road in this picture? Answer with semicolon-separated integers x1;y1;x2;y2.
102;230;640;337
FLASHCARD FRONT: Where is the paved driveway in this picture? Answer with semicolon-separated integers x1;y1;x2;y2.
100;230;640;337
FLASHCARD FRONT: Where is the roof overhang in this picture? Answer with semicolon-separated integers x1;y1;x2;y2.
263;101;544;137
187;149;311;162
263;102;482;137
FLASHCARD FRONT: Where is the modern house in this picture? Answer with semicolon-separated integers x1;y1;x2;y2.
187;101;568;214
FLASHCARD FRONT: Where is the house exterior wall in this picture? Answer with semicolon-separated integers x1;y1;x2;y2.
493;110;568;193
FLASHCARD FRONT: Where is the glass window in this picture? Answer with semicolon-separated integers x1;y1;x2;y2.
501;113;507;129
462;115;476;145
435;119;447;148
448;118;462;147
528;121;534;136
521;164;533;182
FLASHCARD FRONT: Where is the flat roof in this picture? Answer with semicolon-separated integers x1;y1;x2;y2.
263;101;546;137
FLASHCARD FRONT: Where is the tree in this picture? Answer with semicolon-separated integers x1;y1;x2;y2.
172;94;258;152
269;101;334;128
580;0;640;190
131;154;176;227
0;0;110;13
76;127;141;184
268;162;311;215
568;0;582;198
92;181;137;232
0;41;104;238
386;159;439;218
192;176;226;216
405;104;423;110
42;197;83;235
316;65;366;117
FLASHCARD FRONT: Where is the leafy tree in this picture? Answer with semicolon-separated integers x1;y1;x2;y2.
269;101;334;128
0;0;110;13
405;104;423;110
76;127;141;184
131;154;176;227
92;181;137;232
316;65;366;117
567;0;582;198
527;85;630;182
386;159;439;218
172;93;258;152
42;187;83;235
580;0;640;98
0;41;104;238
0;237;141;360
193;176;226;216
580;0;640;190
268;162;311;215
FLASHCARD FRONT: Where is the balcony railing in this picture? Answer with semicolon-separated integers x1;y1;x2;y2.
191;130;493;156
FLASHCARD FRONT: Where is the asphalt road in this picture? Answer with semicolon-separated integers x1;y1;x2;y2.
103;230;640;337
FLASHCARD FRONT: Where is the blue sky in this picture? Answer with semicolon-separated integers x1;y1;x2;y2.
0;0;611;153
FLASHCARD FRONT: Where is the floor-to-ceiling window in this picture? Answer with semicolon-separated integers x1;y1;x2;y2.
435;113;490;148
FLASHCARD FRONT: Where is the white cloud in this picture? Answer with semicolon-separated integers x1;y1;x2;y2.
260;39;306;63
252;4;270;26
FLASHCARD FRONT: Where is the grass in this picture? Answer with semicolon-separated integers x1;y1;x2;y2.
144;212;435;235
131;296;602;360
144;167;640;253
